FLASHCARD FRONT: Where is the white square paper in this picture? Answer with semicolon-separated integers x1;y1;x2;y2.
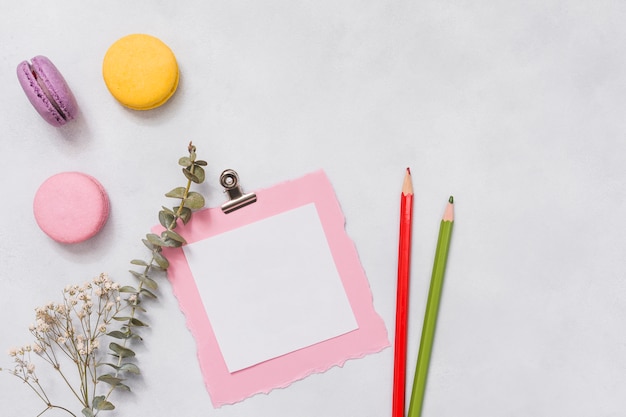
182;203;359;373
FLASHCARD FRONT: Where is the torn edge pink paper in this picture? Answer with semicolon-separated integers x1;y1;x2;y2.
155;170;389;407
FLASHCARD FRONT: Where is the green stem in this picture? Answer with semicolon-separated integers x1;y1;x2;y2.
37;404;78;417
171;174;194;228
38;340;84;406
21;377;50;406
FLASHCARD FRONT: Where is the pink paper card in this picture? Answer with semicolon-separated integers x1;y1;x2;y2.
157;170;389;407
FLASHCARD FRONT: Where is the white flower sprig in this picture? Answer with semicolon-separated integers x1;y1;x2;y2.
4;274;124;417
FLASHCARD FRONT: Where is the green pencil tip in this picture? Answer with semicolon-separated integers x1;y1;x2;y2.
449;196;454;204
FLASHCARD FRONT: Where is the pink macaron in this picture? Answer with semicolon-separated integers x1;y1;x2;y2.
17;56;78;127
33;172;110;243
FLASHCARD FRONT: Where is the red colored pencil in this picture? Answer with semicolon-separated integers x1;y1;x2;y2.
393;168;414;417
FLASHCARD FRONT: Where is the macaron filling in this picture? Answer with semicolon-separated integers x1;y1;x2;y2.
27;62;68;121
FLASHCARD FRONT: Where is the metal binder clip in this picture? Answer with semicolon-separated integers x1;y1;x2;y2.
220;169;257;213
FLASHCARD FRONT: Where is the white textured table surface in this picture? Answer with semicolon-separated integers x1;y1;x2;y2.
2;1;626;416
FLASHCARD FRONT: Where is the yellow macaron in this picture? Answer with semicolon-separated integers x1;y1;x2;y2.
102;34;179;110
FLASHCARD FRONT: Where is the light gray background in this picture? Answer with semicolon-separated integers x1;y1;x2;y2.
1;1;626;416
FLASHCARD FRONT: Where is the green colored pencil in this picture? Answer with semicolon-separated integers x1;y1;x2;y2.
407;196;455;417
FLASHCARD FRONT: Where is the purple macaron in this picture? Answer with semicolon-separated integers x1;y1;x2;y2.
17;56;78;127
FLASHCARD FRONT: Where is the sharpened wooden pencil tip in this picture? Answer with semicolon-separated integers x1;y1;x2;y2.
402;168;413;195
443;197;454;221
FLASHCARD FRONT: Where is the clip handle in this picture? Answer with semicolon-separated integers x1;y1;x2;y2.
220;169;257;213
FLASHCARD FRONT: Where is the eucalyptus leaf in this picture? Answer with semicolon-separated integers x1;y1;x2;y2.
82;407;94;417
93;395;115;410
185;192;205;210
98;374;124;387
140;288;158;299
109;342;135;358
99;402;115;410
153;251;170;269
128;270;144;280
164;238;183;248
142;238;155;251
158;236;182;248
146;233;165;247
132;304;147;313
194;159;208;166
178;207;192;224
118;285;137;293
120;363;141;374
182;167;200;183
130;318;149;327
100;362;120;371
192;165;206;183
163;230;186;244
130;259;148;267
138;274;159;291
159;210;176;229
96;400;115;411
161;206;176;215
178;156;192;167
149;263;165;272
157;232;182;247
107;330;130;339
118;329;143;342
165;187;186;199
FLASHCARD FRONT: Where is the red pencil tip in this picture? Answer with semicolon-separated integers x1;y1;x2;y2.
406;167;411;175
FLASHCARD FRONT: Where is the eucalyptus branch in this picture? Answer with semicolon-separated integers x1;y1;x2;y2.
93;142;207;416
